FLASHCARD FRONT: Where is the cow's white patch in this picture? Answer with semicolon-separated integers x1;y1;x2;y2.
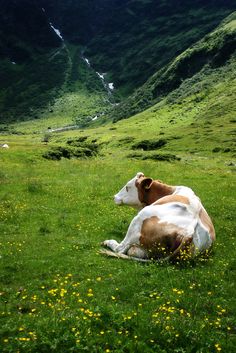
114;172;144;208
138;203;196;237
193;219;213;253
173;186;201;215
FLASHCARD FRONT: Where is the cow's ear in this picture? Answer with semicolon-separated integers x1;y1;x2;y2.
136;172;144;178
140;177;153;190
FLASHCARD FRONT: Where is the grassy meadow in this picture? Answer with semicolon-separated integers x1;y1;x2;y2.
1;86;236;353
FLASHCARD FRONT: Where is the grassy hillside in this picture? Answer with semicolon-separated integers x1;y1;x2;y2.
0;1;112;124
1;1;235;123
1;16;236;348
0;43;110;124
3;10;235;130
0;0;67;123
86;0;235;96
111;12;236;121
0;6;236;353
0;83;235;352
0;0;61;62
0;47;68;122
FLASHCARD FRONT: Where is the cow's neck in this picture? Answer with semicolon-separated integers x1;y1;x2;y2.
144;181;175;205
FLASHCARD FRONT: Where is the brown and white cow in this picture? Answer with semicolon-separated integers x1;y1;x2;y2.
102;172;215;261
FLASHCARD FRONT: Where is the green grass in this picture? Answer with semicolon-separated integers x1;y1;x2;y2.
1;7;236;353
0;92;236;352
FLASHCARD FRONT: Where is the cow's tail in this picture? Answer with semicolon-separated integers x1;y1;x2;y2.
99;249;151;262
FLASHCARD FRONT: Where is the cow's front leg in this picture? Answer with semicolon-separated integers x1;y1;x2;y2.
102;239;120;252
103;215;142;254
102;239;130;253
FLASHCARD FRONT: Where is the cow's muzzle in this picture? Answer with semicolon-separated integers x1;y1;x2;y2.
114;195;123;205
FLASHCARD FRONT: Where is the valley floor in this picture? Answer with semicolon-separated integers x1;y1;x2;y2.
1;8;236;353
0;107;235;352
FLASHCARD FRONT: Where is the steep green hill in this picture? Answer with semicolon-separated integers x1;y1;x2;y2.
111;12;236;122
40;0;124;44
42;0;234;96
0;1;235;123
0;0;61;63
0;0;114;123
86;0;235;96
1;5;236;353
0;0;65;122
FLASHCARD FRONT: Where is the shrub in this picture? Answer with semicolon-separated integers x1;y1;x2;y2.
73;147;94;158
132;139;167;151
67;136;88;145
117;137;135;146
212;147;221;153
127;152;180;162
143;153;181;161
42;148;64;160
126;153;143;159
223;148;231;153
42;141;100;161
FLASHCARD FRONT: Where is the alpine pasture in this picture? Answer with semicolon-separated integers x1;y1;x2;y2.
1;96;236;353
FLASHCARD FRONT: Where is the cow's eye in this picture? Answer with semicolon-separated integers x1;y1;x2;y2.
126;186;129;192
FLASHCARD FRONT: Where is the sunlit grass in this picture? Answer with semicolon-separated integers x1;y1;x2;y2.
0;135;235;352
1;64;236;351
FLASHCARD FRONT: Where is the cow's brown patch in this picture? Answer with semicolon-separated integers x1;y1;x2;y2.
140;216;187;259
199;207;216;241
136;178;175;205
153;195;190;206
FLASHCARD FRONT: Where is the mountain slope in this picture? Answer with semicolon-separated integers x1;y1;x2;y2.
85;0;235;96
0;0;61;63
0;0;67;122
0;0;111;123
38;0;235;97
40;0;125;44
110;12;236;122
0;1;235;123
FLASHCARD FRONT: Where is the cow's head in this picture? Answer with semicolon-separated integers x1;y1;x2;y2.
114;172;153;208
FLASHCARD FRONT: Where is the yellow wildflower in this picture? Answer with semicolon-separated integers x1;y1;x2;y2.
215;343;221;351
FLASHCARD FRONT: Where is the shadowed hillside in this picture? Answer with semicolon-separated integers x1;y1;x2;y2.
0;0;235;123
0;0;66;122
86;0;235;95
0;0;61;63
111;12;236;122
1;5;236;353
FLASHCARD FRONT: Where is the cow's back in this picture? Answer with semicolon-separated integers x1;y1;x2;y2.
138;191;214;255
